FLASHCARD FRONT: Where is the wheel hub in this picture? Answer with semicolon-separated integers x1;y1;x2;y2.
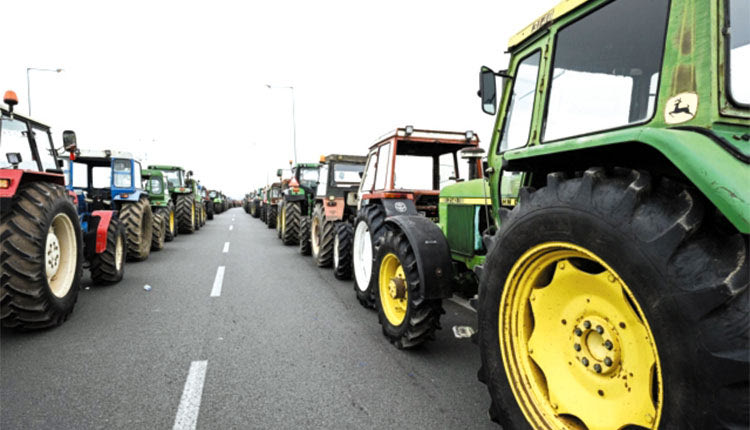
45;229;61;278
571;315;621;375
388;277;406;299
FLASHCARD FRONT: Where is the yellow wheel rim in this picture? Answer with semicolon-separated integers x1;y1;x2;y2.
281;206;286;235
169;211;175;233
500;242;662;430
379;253;408;326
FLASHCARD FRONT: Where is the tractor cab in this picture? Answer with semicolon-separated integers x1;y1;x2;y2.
358;127;480;219
147;165;192;194
316;154;367;222
142;169;170;209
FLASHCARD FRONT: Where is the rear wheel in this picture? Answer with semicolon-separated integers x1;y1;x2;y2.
163;203;177;242
352;204;389;308
119;196;153;261
333;222;354;280
151;211;167;251
282;201;301;245
207;202;214;220
299;216;312;255
267;205;277;229
276;204;283;238
90;216;126;284
375;230;442;349
1;182;83;329
176;194;196;234
311;203;335;267
478;168;749;430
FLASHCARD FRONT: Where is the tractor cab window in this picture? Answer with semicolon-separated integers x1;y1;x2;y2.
333;163;364;184
31;128;58;171
393;155;432;190
317;165;329;196
360;149;378;193
92;166;111;189
728;0;750;105
439;152;463;186
543;0;669;141
298;167;319;188
500;51;541;152
67;161;90;189
133;162;142;190
374;143;392;190
0;117;38;170
113;159;132;188
270;188;281;198
149;178;163;195
164;170;183;188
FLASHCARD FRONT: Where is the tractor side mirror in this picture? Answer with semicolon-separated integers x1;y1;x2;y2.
276;169;282;177
479;66;497;115
187;170;193;176
62;130;77;152
6;152;22;167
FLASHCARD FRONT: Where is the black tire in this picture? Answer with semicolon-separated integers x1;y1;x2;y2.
151;211;166;251
251;200;260;218
90;216;126;284
281;201;301;246
207;201;214;220
276;203;283;238
352;204;390;308
333;222;354;280
119;196;153;261
176;194;196;234
1;182;83;329
260;205;266;222
311;203;335;267
477;168;749;429
267;205;277;229
375;229;442;349
160;204;177;242
299;216;312;255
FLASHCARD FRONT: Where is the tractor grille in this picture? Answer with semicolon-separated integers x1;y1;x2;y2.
446;205;475;257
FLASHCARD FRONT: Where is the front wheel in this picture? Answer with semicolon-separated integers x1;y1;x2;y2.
352;204;389;308
333;222;353;280
90;216;126;284
299;217;312;255
477;168;749;430
176;194;196;234
119;196;153;261
151;211;167;251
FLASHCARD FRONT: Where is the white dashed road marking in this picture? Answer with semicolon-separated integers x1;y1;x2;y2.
173;360;208;430
229;225;233;231
210;266;225;297
222;242;230;253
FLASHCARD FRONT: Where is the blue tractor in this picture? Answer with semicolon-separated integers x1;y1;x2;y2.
64;142;156;264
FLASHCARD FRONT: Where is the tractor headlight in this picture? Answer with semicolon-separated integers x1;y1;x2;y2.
465;130;474;141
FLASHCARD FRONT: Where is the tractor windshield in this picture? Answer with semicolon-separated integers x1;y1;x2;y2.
164;170;183;188
728;0;750;105
0;117;37;170
299;167;319;188
112;159;132;188
333;163;364;184
209;191;217;198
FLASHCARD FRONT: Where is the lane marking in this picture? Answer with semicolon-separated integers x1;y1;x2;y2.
448;296;475;313
229;225;234;231
210;266;225;297
173;360;208;430
222;242;230;253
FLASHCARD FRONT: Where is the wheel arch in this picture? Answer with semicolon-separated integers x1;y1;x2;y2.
384;215;454;300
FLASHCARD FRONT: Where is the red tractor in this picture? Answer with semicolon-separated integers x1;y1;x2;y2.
352;126;481;308
0;91;124;329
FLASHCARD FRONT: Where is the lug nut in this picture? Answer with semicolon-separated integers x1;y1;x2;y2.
574;343;581;352
583;320;591;329
604;340;613;350
593;364;602;373
596;325;604;334
581;357;589;367
604;357;613;367
574;328;582;336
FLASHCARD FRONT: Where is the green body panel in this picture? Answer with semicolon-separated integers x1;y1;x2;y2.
142;168;171;209
485;0;749;233
438;179;491;271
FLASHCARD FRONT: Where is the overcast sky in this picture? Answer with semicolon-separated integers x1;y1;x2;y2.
2;0;557;198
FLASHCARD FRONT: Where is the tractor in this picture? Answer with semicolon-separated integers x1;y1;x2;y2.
352;127;480;309
147;165;199;234
201;186;214;220
375;1;749;428
1;91;122;329
208;189;223;214
278;162;320;246
142;168;175;246
263;182;283;229
306;154;367;279
64;146;154;262
250;187;263;218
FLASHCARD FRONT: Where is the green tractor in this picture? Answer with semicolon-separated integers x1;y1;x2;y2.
210;190;226;214
147;165;200;234
192;179;206;228
306;154;367;278
373;1;750;428
278;162;320;246
142;169;175;248
250;187;263;218
263;182;282;229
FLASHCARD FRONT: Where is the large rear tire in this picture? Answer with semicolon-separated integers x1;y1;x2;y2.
352;204;389;308
281;201;301;245
119;196;153;261
477;168;749;430
90;216;126;284
176;194;196;234
151;211;167;251
311;203;335;267
162;203;177;242
333;222;354;280
1;182;83;329
299;216;312;255
375;229;442;349
267;205;277;229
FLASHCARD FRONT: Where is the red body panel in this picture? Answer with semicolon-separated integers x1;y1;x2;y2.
324;198;345;220
0;169;65;198
91;210;114;253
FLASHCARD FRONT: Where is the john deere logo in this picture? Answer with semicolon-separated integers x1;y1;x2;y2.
664;92;698;125
394;202;407;213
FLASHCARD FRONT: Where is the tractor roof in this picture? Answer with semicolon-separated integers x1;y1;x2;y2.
324;154;367;165
74;149;137;164
370;127;480;157
0;107;51;131
148;164;184;171
142;169;164;178
508;0;592;49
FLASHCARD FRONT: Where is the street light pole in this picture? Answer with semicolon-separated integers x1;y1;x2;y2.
26;67;63;116
266;84;297;165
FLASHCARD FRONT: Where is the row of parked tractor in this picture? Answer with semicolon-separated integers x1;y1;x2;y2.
0;91;232;329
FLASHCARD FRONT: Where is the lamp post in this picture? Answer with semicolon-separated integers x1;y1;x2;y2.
266;84;297;165
26;67;63;116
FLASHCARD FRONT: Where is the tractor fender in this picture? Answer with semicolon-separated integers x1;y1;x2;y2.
112;190;144;202
0;170;65;199
381;199;418;217
385;215;454;300
90;210;114;254
285;194;306;202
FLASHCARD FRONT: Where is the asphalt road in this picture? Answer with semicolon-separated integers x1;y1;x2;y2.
1;208;495;430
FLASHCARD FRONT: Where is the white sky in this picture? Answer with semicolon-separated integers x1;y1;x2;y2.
2;0;557;198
